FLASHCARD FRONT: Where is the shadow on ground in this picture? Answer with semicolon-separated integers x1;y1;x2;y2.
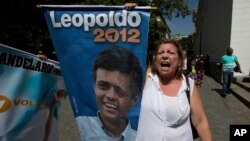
211;88;227;98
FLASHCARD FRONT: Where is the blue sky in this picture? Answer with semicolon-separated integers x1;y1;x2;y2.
166;0;199;36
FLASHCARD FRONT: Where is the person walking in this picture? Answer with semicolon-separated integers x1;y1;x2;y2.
221;47;242;97
189;60;197;81
196;54;206;87
182;47;189;76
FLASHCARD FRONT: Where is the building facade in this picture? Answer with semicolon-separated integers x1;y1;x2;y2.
194;0;250;82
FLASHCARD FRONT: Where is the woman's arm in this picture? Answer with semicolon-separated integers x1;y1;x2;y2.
190;85;213;141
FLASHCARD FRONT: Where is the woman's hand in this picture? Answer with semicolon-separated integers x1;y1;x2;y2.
37;53;48;60
124;3;137;10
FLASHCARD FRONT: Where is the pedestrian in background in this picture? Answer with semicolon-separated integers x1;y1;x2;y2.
196;54;206;87
182;47;189;76
221;47;242;97
189;60;197;81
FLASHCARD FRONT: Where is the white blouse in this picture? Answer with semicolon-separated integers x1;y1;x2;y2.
136;74;194;141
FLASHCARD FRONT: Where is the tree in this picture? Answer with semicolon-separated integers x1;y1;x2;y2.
154;0;190;20
0;0;54;58
0;0;191;60
179;35;195;60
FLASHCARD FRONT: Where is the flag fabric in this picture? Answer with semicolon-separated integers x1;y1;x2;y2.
0;44;66;141
41;5;150;137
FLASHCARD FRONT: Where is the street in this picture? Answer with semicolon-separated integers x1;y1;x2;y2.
58;75;250;141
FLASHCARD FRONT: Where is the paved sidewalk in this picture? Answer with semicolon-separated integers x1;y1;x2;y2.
195;75;250;141
57;75;250;141
58;97;81;141
231;75;250;108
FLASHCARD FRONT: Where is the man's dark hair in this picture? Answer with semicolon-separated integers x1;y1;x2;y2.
226;47;233;56
93;45;143;98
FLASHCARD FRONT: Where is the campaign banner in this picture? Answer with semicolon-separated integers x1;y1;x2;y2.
41;5;150;140
0;44;66;141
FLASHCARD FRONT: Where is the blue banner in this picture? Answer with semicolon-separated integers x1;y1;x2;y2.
0;44;67;141
42;5;150;140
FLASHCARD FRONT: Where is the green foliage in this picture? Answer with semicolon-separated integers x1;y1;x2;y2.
148;15;168;51
179;35;194;49
0;0;51;55
0;0;191;60
154;0;191;20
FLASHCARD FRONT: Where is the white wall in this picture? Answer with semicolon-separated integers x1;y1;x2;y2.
230;0;250;75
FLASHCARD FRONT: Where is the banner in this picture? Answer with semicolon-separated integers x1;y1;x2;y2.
41;5;150;140
0;44;66;141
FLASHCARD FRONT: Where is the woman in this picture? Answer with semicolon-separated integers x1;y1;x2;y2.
196;54;206;87
136;39;212;141
189;60;197;81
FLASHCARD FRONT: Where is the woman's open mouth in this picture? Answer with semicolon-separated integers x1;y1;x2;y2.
161;61;170;68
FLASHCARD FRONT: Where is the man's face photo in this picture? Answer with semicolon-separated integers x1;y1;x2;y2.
94;68;138;123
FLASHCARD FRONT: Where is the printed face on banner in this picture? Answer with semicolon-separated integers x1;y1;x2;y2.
94;69;138;124
42;5;150;140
